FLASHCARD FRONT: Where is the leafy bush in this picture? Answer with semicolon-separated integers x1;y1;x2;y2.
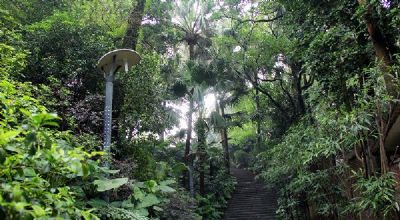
159;189;200;220
21;11;114;133
0;80;103;219
196;169;237;220
117;140;157;181
94;206;148;220
255;64;400;218
89;179;178;219
196;194;224;220
345;171;399;218
0;9;27;80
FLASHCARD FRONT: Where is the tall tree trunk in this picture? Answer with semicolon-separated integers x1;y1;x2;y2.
358;0;391;64
219;100;230;174
184;41;196;195
254;70;262;152
185;97;194;195
358;0;393;173
159;101;166;141
184;98;193;154
377;104;390;174
122;0;146;49
255;88;262;152
195;117;207;195
189;43;195;60
294;70;306;116
357;0;395;94
199;158;205;195
188;162;194;196
112;0;146;153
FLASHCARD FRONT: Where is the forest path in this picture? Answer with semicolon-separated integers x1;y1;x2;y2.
223;168;278;220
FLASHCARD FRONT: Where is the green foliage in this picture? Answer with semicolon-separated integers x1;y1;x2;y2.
197;169;237;220
95;206;148;220
1;1;230;220
118;139;157;181
94;178;129;192
24;11;113;90
118;52;177;138
0;79;104;219
229;122;256;146
0;0;69;24
89;178;177;219
196;194;224;220
195;118;207;148
69;0;132;39
209;111;226;130
131;179;173;215
0;9;27;80
345;171;399;218
159;189;200;220
20;11;115;133
255;61;399;218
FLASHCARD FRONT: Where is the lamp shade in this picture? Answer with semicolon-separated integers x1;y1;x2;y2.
97;49;141;73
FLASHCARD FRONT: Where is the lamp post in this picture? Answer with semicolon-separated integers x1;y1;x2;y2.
97;49;140;167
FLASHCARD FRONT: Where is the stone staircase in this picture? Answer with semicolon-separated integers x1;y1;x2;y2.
223;168;278;220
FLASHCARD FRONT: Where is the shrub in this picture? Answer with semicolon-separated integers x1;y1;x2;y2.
159;189;200;220
0;79;103;219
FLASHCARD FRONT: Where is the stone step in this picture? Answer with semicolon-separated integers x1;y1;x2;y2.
223;168;277;220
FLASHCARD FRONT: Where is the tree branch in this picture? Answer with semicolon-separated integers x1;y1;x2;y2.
239;15;284;24
279;78;296;114
234;69;290;121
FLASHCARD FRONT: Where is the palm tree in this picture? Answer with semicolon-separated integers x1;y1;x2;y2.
212;80;247;175
193;86;208;195
170;0;215;195
171;0;214;60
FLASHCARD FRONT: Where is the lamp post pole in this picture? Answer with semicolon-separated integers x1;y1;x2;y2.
98;49;141;168
103;64;115;167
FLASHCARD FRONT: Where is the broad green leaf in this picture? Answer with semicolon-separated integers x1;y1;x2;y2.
158;185;175;193
81;209;100;220
144;180;157;192
23;168;36;177
133;186;145;201
0;130;20;145
87;199;108;208
160;179;175;185
32;205;46;216
135;208;149;217
153;206;163;212
42;121;59;127
31;113;59;127
121;200;135;208
99;167;120;174
137;194;160;208
14;202;28;211
19;108;31;117
93;178;128;192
